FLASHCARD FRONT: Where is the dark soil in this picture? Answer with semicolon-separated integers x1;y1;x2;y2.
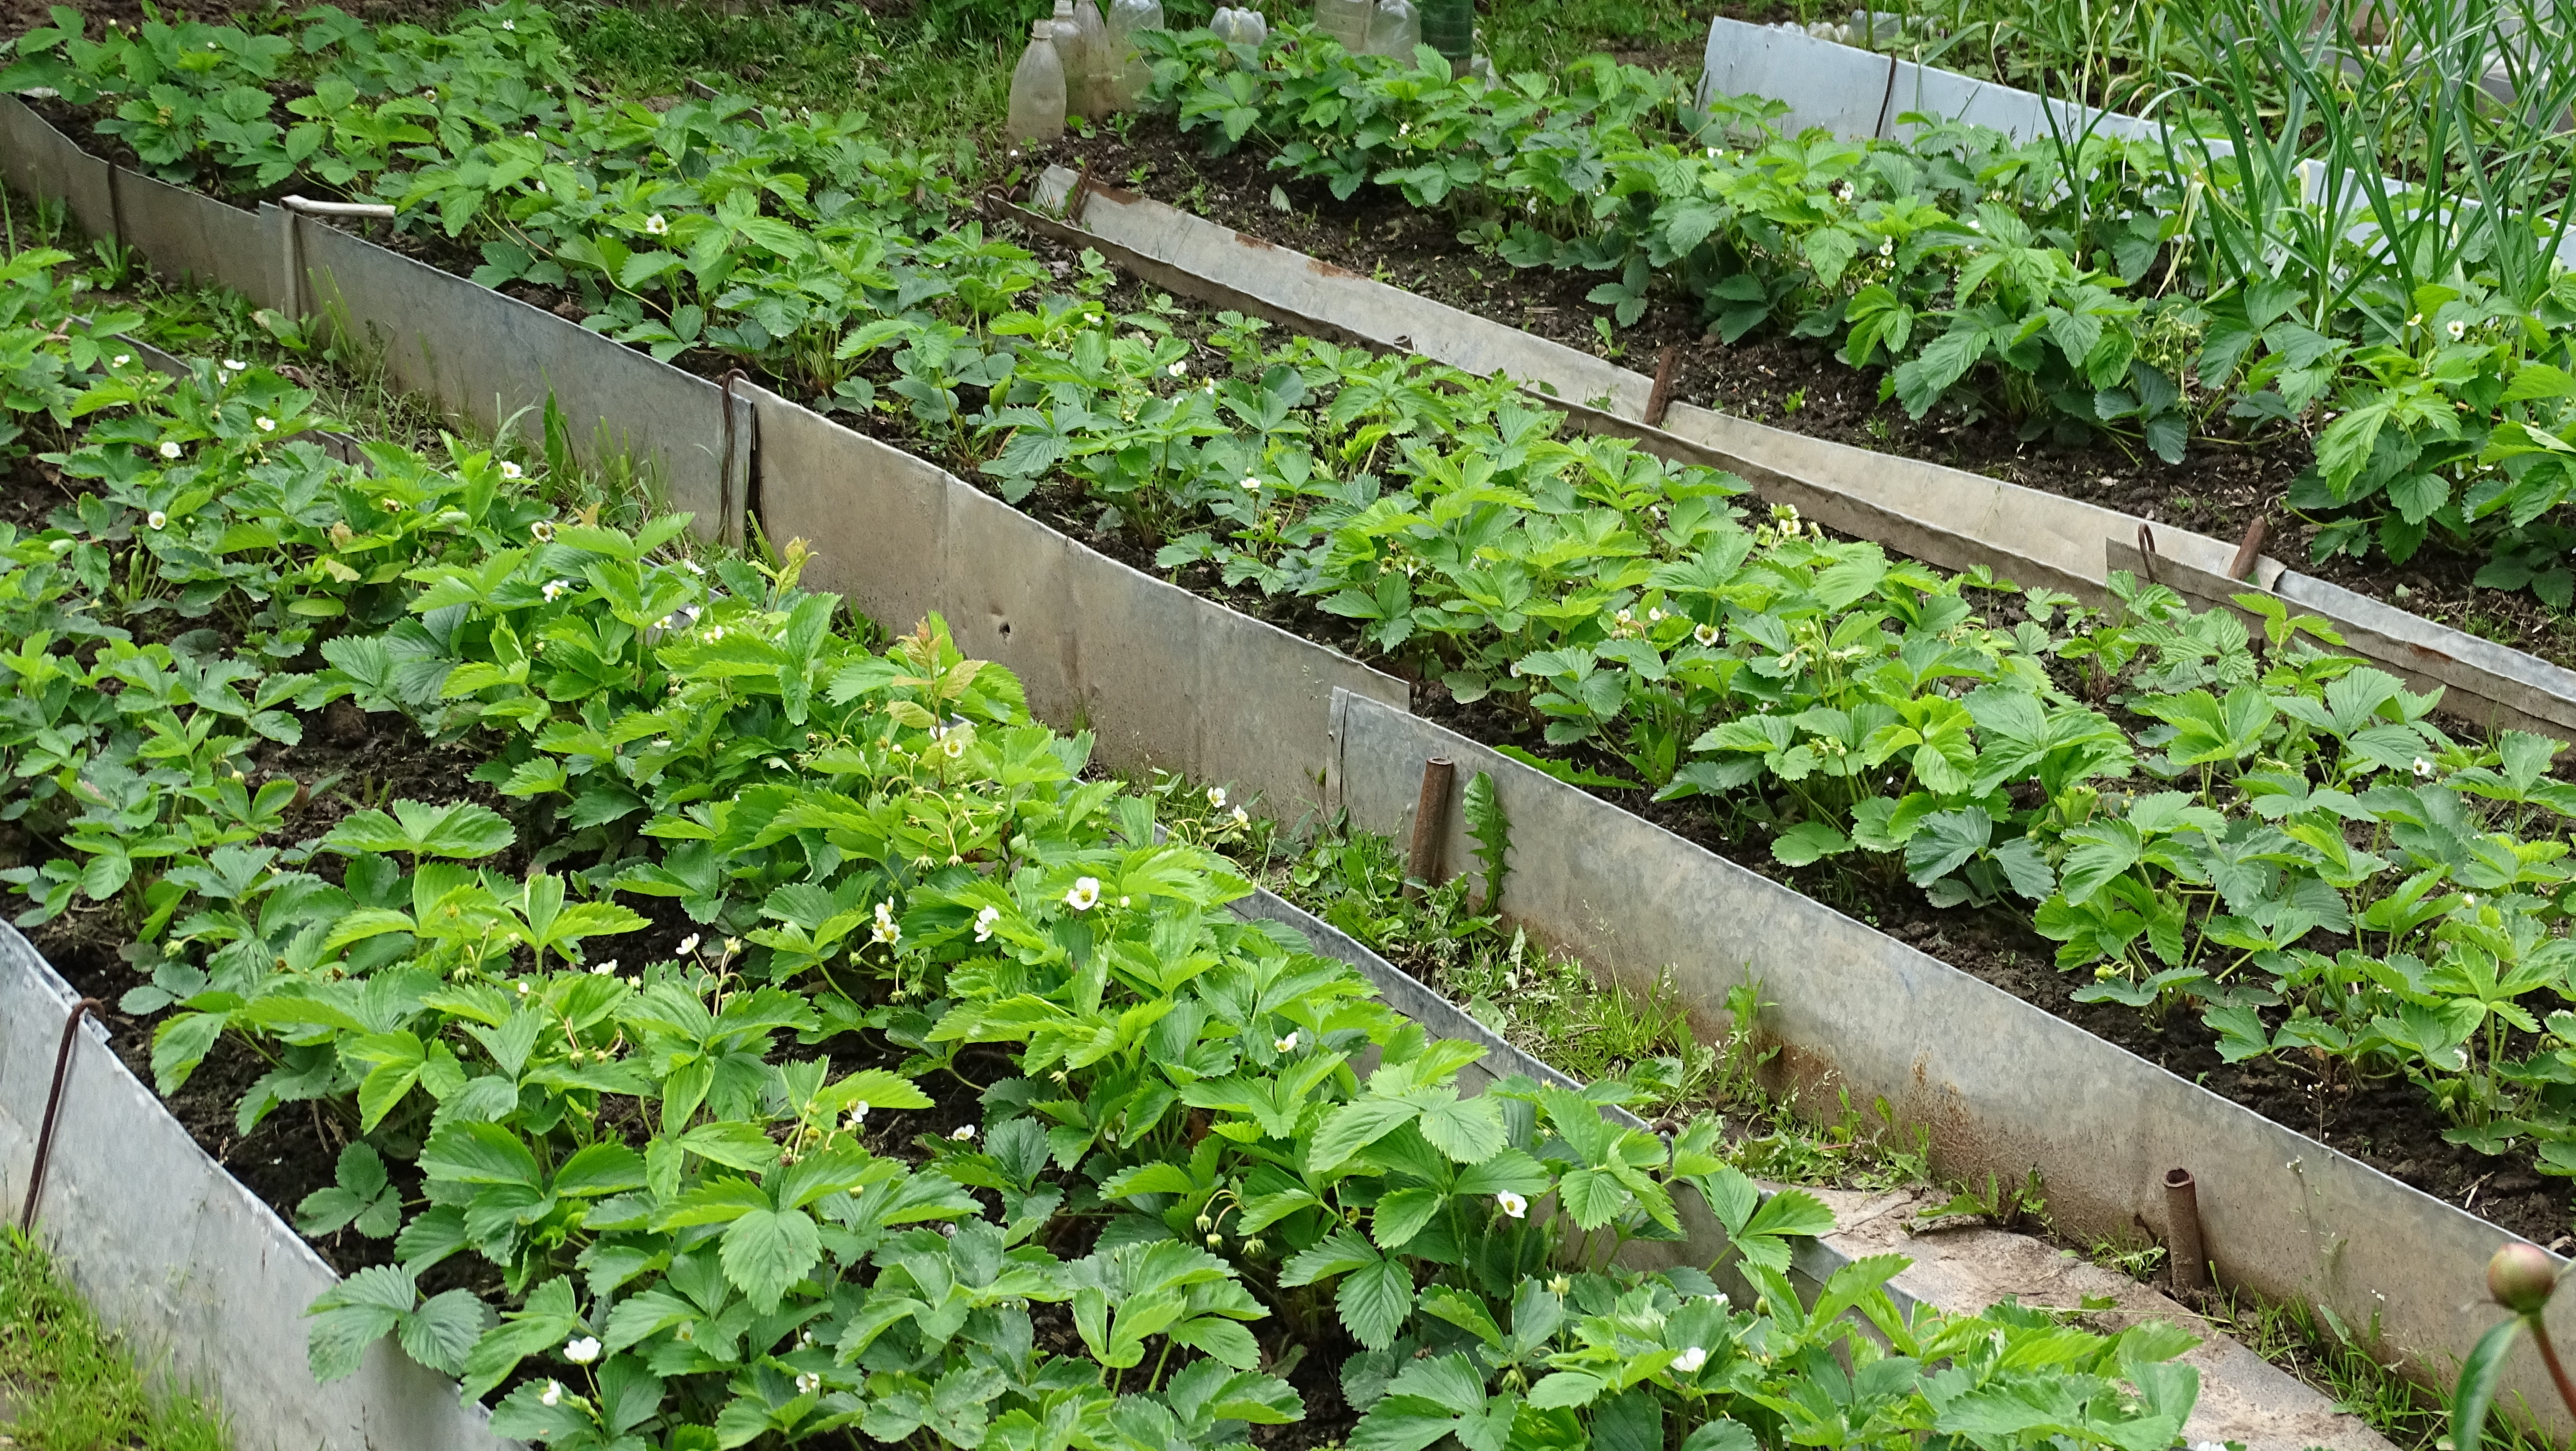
1056;119;2576;674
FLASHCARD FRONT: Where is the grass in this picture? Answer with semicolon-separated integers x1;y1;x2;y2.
0;1229;231;1451
1483;0;1709;75
2201;1286;2559;1451
560;0;1021;182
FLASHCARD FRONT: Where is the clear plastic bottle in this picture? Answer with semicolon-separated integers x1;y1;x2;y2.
1316;0;1370;53
1007;19;1068;144
1049;0;1091;118
1363;0;1419;57
1106;0;1165;109
1070;0;1112;116
1212;5;1268;47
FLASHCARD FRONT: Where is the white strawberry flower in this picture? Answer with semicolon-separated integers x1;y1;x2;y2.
539;1380;564;1407
564;1335;601;1364
1496;1191;1529;1218
1674;1345;1708;1373
147;510;167;530
159;441;181;460
255;416;276;432
949;1124;976;1141
1064;877;1101;911
646;213;668;236
872;901;900;946
974;904;1001;942
500;461;524;480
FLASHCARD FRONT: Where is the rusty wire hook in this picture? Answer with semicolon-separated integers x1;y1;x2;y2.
18;996;103;1234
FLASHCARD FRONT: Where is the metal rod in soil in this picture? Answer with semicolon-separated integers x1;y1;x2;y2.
1404;756;1457;898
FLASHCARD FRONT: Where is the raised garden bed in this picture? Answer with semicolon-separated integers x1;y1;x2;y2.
6;271;2113;1451
0;6;2569;1436
1097;18;2576;675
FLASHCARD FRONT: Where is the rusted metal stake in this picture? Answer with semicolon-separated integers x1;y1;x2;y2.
2135;522;2160;587
1644;344;1681;427
1402;757;1457;898
1061;165;1096;224
2165;1167;2210;1292
19;997;103;1233
2226;513;2270;583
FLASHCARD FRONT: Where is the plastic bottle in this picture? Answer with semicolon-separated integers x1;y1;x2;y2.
1363;0;1419;58
1417;0;1470;65
1316;0;1370;53
1049;0;1092;118
1106;0;1165;109
1007;18;1068;143
1069;0;1112;116
1211;6;1268;47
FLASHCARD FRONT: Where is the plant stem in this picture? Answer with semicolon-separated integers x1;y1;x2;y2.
2526;1310;2576;1422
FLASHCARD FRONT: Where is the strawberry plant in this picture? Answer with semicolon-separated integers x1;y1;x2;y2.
1134;23;2576;602
0;258;2219;1451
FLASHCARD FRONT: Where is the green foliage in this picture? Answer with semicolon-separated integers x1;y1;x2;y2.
1464;769;1509;908
1139;22;2576;597
0;260;2205;1451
